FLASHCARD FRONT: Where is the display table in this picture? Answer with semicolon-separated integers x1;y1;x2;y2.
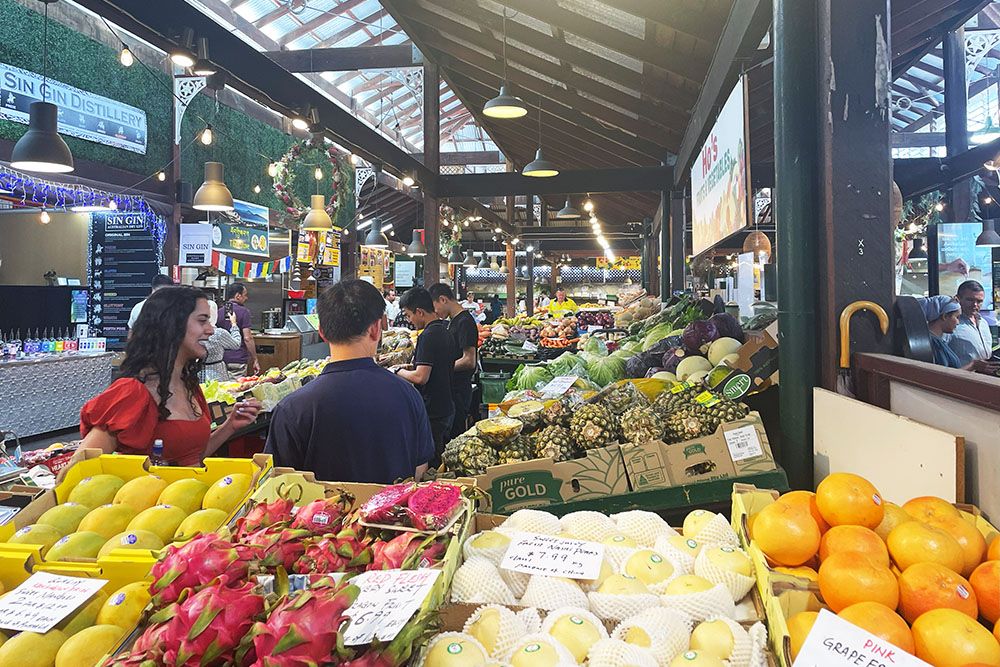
0;353;115;438
254;333;302;371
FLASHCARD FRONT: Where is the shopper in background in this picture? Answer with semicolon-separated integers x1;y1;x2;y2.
920;295;964;369
127;274;175;339
201;300;242;383
486;294;504;324
948;280;995;365
219;283;260;379
539;290;552;310
429;283;479;439
264;280;432;484
396;287;459;464
81;287;261;465
384;288;400;324
461;291;485;323
548;287;578;318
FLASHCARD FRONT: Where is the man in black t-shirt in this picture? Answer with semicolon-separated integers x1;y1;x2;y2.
396;287;459;464
429;283;479;438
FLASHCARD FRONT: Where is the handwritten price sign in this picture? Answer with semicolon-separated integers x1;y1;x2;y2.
0;572;108;633
793;610;931;667
342;569;440;646
500;533;605;580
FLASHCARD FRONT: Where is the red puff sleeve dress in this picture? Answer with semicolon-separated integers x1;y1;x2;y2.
80;378;212;466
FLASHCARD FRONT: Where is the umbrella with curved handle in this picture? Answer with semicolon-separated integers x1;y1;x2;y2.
838;300;890;395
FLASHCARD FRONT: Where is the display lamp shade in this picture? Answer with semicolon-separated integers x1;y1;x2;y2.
10;101;74;173
170;28;196;68
743;230;772;261
193;162;234;211
490;256;500;271
556;197;581;219
483;84;528;119
302;194;333;232
522;148;559;178
364;225;389;248
447;245;464;265
477;254;489;269
406;229;427;256
908;237;927;259
463;250;477;266
192;37;216;76
976;219;1000;247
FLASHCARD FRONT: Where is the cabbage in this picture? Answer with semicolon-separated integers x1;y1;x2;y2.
708;313;745;343
681;320;719;354
626;354;654;379
513;364;554;391
644;366;664;378
611;349;632;361
583;336;608;356
578;351;604;368
546;352;587;379
662;346;687;373
619;340;643;356
641;322;676;351
588;354;627;387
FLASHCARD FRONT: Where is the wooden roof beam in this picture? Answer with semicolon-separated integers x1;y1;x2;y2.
279;0;369;46
438;166;673;198
266;45;423;72
597;0;719;43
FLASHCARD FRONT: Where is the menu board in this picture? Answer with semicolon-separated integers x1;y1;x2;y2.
937;223;994;309
88;212;160;350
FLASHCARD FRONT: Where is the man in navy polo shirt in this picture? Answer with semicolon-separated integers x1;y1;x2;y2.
263;280;433;483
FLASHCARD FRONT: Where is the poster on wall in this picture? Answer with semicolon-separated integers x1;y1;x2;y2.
937;223;994;309
691;76;751;256
179;223;212;266
213;200;270;257
88;212;160;350
0;62;147;154
395;260;416;287
319;231;341;267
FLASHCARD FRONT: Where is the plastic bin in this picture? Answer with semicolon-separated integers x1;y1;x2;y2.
479;371;511;405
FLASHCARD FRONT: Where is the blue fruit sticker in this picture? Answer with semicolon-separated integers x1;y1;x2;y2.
221;476;233;486
122;533;138;545
312;512;330;526
56;536;70;544
14;527;29;536
111;592;126;606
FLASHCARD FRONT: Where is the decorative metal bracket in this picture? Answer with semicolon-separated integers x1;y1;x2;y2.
355;167;375;211
967;31;1000;74
173;75;208;145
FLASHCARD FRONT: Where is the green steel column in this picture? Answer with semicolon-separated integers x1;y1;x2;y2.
660;190;670;297
774;0;819;490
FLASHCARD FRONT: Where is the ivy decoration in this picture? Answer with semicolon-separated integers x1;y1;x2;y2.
272;136;351;226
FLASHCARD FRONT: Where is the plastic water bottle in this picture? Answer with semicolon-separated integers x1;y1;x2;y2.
149;439;168;466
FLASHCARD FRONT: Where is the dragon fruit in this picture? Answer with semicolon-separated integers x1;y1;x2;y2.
368;532;448;571
340;609;435;667
359;483;417;525
242;526;311;571
290;493;355;535
248;580;360;667
293;525;373;574
235;497;296;539
150;533;251;608
406;482;463;530
109;621;172;665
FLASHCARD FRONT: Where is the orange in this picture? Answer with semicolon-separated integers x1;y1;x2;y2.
818;525;890;566
887;521;965;573
988;535;1000;562
875;502;914;541
897;562;978;624
774;566;819;584
818;551;899;613
838;602;914;654
815;473;884;529
778;490;830;533
751;501;821;567
911;608;1000;667
995;619;1000;643
902;496;961;523
928;516;987;577
970;560;1000;624
787;611;819;661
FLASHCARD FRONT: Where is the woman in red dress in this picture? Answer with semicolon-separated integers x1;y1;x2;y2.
80;287;261;466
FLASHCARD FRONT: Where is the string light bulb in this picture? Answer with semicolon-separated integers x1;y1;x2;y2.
463;219;469;227
583;198;594;212
119;45;134;67
39;209;50;224
108;199;118;210
267;162;278;178
314;167;323;180
157;171;166;182
350;153;359;166
402;175;415;187
985;196;994;205
200;124;213;145
934;201;945;212
253;184;261;194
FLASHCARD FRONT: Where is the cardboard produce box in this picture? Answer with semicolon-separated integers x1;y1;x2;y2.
712;321;779;400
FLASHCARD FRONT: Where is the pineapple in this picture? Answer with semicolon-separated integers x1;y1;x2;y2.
620;405;664;444
533;425;578;462
445;436;498;475
651;385;701;418
507;401;545;431
663;395;749;443
601;382;649;415
498;436;536;465
543;395;573;427
569;403;620;450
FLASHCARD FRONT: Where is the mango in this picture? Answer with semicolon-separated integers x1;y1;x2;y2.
97;582;151;630
0;629;67;667
8;523;63;556
67;474;125;508
57;589;108;636
36;502;91;535
127;504;187;544
98;530;164;558
55;624;124;667
201;474;251;514
45;531;106;562
113;475;168;513
78;504;136;540
156;478;209;514
173;508;228;541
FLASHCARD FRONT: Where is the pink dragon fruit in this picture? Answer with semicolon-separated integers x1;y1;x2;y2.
359;483;416;524
241;526;310;571
290;492;354;535
161;578;264;666
234;497;295;539
292;525;373;575
248;580;360;667
108;622;172;665
150;533;251;608
368;533;449;571
406;482;463;530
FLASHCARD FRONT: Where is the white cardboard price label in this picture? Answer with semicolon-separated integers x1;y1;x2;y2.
0;572;108;633
500;533;604;580
522;340;539;352
723;424;764;462
792;610;931;667
342;569;440;646
541;375;577;396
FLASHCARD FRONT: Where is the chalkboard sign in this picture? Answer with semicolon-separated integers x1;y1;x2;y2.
88;213;159;350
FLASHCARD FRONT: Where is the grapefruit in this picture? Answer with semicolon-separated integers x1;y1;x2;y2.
969;560;1000;624
774;566;819;584
817;525;889;566
815;473;884;529
988;535;1000;562
751;502;821;567
928;515;987;577
837;602;914;654
818;551;899;613
874;502;914;541
786;611;819;662
911;608;1000;667
897;562;978;624
902;496;961;523
887;521;965;573
778;490;830;533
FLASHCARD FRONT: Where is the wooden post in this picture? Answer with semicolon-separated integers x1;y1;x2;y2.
421;60;440;288
505;241;516;317
550;260;560;296
944;28;971;223
526;250;535;317
641;216;652;293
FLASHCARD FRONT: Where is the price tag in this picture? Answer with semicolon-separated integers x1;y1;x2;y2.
541;375;577;396
694;390;721;407
500;533;604;580
0;572;108;633
723;425;764;462
670;381;694;394
793;609;930;667
522;340;539;352
342;569;440;646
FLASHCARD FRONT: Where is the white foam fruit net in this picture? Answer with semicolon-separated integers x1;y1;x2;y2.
611;609;691;666
451;557;517;605
605;544;640;571
520;575;591;611
580;559;615;593
587;639;660;667
462;531;511;566
653;536;698;575
693;548;756;601
660;583;737;623
541;607;609;662
518;607;544;634
687;512;740;548
499;509;562;535
747;621;769;667
612;510;678;547
560;510;619;542
462;604;528;659
500;567;530;599
504;632;578;666
418;632;490;667
587;591;661;622
694;615;753;666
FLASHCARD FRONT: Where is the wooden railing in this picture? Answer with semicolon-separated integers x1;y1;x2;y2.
854;353;1000;412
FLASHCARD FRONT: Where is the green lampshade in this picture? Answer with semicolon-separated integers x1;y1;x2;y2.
11;102;74;173
193;162;234;212
448;246;463;264
483;84;527;119
522;148;558;177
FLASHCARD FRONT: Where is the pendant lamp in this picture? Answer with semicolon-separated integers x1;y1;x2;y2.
556;197;581;219
11;0;73;173
523;94;558;177
976;219;1000;247
302;194;332;231
364;224;389;248
908;237;927;259
192;37;217;77
463;250;477;266
406;229;427;256
483;12;527;119
742;230;772;261
193;162;235;211
490;255;500;271
477;253;489;269
448;245;464;264
499;259;508;273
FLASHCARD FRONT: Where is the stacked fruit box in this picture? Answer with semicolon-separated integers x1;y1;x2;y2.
732;475;1000;667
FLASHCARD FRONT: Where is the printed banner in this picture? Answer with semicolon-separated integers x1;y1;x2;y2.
179;223;212;266
0;62;147;154
211;251;292;278
595;256;641;270
212;199;270;257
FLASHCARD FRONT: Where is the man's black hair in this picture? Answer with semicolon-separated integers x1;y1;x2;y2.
428;282;456;301
318;279;385;343
399;286;435;314
151;274;174;289
225;282;247;300
958;280;985;295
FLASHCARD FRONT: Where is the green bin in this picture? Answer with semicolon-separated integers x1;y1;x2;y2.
479;371;511;405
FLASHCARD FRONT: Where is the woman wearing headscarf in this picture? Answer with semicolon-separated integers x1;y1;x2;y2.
919;295;963;368
201;300;242;382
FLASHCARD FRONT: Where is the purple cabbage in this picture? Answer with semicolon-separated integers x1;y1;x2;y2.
644;366;665;378
708;313;745;343
681;320;719;354
625;354;654;379
662;346;687;373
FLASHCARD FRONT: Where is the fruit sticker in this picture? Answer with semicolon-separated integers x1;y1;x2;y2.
957;584;970;599
312;512;331;526
872;494;882;506
447;643;463;655
110;592;126;606
525;644;542;653
570;617;585;625
221;476;234;486
122;533;137;545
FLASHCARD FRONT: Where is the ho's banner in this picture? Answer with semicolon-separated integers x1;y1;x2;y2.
0;62;147;154
212;199;270;258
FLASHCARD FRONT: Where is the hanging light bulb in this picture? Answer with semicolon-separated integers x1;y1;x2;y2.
583;197;594;212
350;153;359;166
402;175;415;187
170;28;196;68
253;184;261;194
200;124;213;145
483;12;527;118
302;194;332;232
314;167;323;180
157;171;166;182
934;201;945;212
463;219;470;227
39;209;50;224
523;93;558;177
267;162;278;178
291;107;318;132
742;230;772;262
193;162;235;211
119;45;134;67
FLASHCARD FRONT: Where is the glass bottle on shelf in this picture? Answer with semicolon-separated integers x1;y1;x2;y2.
66;329;77;352
149;439;168;466
55;329;65;354
13;330;23;357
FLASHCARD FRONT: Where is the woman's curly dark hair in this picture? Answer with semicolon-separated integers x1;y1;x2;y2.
121;286;207;420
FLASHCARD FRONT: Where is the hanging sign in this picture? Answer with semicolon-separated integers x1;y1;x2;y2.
179;223;212;266
213;200;270;257
0;572;108;633
0;62;147;154
595;256;641;270
319;230;341;267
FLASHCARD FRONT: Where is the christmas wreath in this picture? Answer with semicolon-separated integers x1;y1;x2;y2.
272;137;351;225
